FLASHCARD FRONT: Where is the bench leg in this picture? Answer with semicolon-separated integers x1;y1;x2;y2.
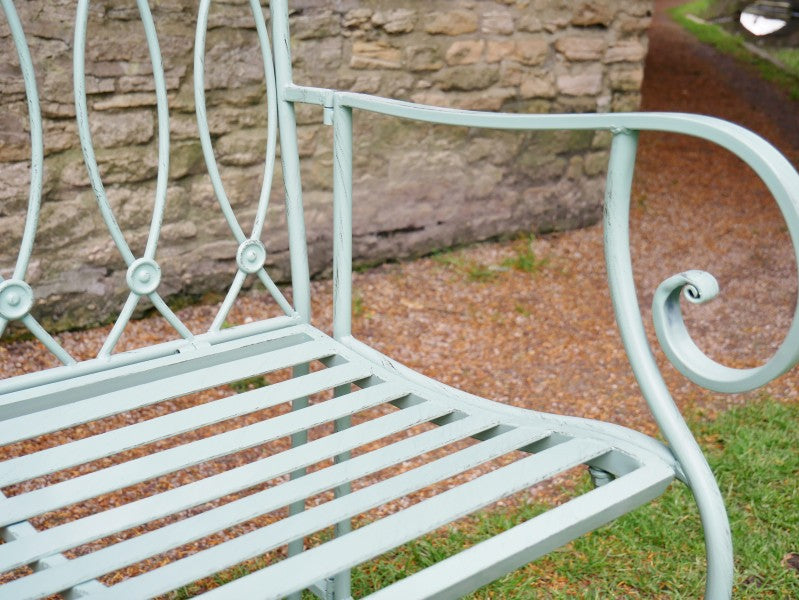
331;382;353;600
287;363;311;600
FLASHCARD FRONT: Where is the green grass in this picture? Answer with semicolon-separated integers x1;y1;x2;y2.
228;375;269;393
502;235;548;274
432;235;548;282
670;1;799;99
432;251;501;282
169;398;798;598
348;398;799;598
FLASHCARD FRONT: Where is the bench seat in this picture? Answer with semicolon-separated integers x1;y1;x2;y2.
0;321;676;599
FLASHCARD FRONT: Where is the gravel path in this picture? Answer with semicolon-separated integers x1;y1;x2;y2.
2;0;798;591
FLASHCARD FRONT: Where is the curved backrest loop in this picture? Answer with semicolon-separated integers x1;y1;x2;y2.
0;0;43;283
193;0;279;245
194;0;294;332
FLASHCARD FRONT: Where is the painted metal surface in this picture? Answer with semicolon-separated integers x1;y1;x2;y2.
1;0;798;598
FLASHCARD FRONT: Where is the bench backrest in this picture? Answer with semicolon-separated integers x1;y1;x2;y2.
0;0;311;390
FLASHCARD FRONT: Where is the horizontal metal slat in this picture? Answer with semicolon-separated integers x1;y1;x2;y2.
0;325;311;418
364;463;675;600
0;382;412;572
0;336;335;445
1;402;465;600
0;361;369;486
195;437;609;600
0;362;377;526
83;426;552;600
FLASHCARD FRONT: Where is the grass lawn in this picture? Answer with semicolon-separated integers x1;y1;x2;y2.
345;399;799;598
339;399;798;598
670;0;799;99
173;399;798;598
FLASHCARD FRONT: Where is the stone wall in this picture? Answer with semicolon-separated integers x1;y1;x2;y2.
0;0;653;330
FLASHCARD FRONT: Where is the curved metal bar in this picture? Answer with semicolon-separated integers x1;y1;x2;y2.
603;130;732;599
247;0;278;240
73;0;135;266
21;314;76;366
254;267;294;316
193;0;246;244
136;0;170;260
74;0;192;357
1;0;43;282
209;270;247;333
652;267;798;392
147;292;194;339
0;1;75;365
98;292;139;358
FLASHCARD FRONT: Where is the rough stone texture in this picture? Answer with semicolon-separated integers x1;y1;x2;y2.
0;0;653;330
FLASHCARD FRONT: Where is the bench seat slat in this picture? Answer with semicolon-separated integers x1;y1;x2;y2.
88;435;604;600
0;361;382;526
0;387;447;572
364;463;675;600
0;325;312;414
0;361;369;486
0;402;473;600
0;336;335;444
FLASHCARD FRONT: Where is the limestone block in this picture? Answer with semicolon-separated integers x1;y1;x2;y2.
410;90;450;108
351;41;402;70
445;40;485;66
425;11;479;36
520;75;556;99
405;45;444;72
204;34;268;89
343;8;373;29
555;36;607;61
92;93;158;111
456;87;517;111
518;14;544;33
161;221;198;242
571;2;613;27
95;145;160;185
609;66;644;91
605;40;647;63
372;9;416;34
293;10;340;40
612;92;642;112
485;40;515;63
511;38;550;65
0;111;29;162
500;61;524;87
216;129;268;167
436;66;499;91
584;151;609;176
0;214;25;257
482;11;515;35
616;12;653;34
90;110;155;149
556;64;604;96
350;73;382;94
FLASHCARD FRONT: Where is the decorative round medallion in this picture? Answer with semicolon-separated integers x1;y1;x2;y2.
236;239;267;274
126;258;162;295
0;279;34;321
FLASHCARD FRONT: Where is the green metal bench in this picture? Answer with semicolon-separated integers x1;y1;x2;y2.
2;1;798;598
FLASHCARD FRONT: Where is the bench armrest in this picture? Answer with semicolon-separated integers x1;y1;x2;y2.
293;87;799;393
